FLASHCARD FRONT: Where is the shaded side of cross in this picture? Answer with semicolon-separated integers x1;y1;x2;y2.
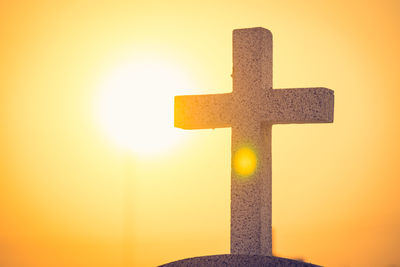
174;27;334;256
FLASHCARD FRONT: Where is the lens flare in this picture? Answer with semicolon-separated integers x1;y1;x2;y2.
233;146;257;177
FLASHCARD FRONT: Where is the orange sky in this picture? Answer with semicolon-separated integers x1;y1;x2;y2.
1;0;400;266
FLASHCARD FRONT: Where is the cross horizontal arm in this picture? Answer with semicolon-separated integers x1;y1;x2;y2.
266;87;334;124
174;93;232;129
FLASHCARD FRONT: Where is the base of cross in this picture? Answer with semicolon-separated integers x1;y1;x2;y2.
159;254;321;267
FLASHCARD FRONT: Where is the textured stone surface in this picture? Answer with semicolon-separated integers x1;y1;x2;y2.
174;27;334;256
160;254;321;267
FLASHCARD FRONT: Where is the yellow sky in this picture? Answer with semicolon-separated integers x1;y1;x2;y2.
1;0;400;266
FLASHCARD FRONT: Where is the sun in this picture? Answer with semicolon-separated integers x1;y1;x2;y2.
96;55;194;156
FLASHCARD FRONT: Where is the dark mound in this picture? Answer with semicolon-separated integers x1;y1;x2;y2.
159;254;321;267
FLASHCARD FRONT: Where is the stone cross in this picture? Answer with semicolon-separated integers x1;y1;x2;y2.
174;27;334;256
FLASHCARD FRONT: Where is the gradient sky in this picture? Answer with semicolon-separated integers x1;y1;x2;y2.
1;1;400;266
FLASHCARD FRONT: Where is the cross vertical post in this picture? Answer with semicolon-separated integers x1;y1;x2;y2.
231;28;273;255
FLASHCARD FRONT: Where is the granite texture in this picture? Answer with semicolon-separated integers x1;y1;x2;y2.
160;255;321;267
174;27;334;256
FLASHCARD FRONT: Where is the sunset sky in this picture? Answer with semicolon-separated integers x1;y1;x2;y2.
1;1;400;266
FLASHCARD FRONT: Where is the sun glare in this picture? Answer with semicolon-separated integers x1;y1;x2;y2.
233;146;257;177
96;55;194;155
